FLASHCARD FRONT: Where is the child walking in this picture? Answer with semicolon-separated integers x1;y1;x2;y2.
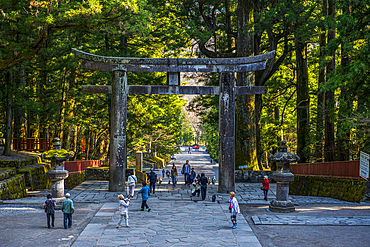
229;192;240;229
116;194;130;228
137;181;151;212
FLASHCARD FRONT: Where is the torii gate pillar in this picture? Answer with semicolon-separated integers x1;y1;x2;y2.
109;70;127;191
218;73;235;193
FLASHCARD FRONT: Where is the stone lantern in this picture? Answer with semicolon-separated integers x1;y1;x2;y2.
268;140;299;213
41;138;73;199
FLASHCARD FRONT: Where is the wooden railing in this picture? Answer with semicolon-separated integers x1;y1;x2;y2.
290;161;361;179
13;138;52;152
64;160;101;173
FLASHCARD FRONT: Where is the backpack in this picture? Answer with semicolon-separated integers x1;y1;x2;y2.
45;200;55;214
149;172;157;181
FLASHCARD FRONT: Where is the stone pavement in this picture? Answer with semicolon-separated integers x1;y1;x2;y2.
70;181;261;247
1;146;370;246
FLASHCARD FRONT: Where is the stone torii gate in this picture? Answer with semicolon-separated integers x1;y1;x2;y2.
72;48;275;193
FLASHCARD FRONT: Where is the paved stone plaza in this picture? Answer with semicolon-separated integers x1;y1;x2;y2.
1;146;370;246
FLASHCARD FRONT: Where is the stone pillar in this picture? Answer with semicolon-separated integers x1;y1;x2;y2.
218;73;235;193
269;170;295;213
46;169;69;198
109;70;127;192
136;151;143;172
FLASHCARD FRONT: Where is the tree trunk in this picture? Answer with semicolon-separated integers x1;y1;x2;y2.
336;2;351;161
235;0;259;170
315;0;327;162
3;71;13;156
324;0;336;162
295;37;310;163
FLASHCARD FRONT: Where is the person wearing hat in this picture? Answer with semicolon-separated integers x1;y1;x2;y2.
43;194;56;228
61;193;75;229
262;175;270;201
116;194;130;228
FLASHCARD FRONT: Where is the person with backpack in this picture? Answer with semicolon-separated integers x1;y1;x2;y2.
61;193;75;229
200;173;208;201
182;160;191;185
43;194;56;228
148;168;157;194
127;173;137;198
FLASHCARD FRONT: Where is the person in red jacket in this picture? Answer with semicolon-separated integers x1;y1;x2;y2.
262;175;270;201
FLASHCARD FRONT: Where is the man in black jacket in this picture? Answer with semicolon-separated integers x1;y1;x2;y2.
148;168;157;194
200;173;208;201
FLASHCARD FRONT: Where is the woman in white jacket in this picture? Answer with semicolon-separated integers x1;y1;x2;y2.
117;194;130;228
127;174;137;197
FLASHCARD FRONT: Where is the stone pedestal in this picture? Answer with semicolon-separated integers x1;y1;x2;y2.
46;169;69;198
269;172;295;213
136;151;143;172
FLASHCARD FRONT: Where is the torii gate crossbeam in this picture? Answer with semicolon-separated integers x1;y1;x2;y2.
72;49;275;193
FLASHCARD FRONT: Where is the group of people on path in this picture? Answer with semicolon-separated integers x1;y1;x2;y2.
43;162;269;230
43;193;75;229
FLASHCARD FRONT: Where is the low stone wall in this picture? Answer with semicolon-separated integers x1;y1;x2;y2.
235;170;274;183
0;155;40;169
0;175;27;200
0;168;16;181
149;154;170;170
290;176;367;202
136;170;147;183
18;163;52;190
85;167;109;180
65;172;86;189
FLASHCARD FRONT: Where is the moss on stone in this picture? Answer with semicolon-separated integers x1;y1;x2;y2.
290;176;366;203
18;163;51;190
0;156;39;169
65;172;85;189
0;175;27;200
41;149;74;160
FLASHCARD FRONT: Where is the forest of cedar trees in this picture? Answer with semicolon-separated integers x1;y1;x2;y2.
1;0;370;171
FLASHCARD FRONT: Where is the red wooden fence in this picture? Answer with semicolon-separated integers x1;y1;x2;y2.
13;138;52;152
290;161;361;179
64;160;101;173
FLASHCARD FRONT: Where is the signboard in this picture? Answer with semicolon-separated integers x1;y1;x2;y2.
238;165;248;169
360;151;369;180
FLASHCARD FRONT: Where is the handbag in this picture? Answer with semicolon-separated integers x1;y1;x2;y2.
260;186;265;190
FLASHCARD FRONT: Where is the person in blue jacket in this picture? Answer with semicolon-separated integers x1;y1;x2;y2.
137;181;151;212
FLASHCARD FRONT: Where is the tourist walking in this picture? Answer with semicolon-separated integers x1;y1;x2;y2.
182;160;191;185
43;194;56;228
166;170;170;179
229;192;240;229
61;193;75;229
191;178;201;197
212;176;216;184
148;168;157;194
137;181;151;212
116;194;130;228
190;168;196;184
262;175;270;201
127;173;137;198
200;173;208;200
171;164;178;186
162;169;165;178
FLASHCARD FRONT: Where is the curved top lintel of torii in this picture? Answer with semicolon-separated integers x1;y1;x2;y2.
72;48;276;67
